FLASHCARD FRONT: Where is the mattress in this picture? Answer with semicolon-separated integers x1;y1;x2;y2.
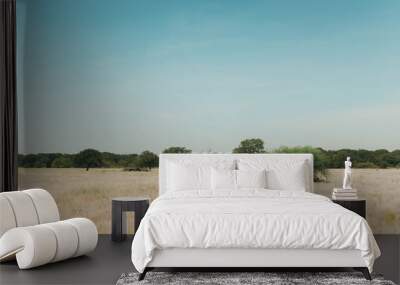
148;248;365;268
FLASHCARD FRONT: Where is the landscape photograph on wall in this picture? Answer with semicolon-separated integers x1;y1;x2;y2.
17;0;400;234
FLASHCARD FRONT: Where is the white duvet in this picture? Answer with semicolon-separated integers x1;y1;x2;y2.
131;190;380;273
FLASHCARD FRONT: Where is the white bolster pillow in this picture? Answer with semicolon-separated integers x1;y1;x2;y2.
0;218;98;269
0;196;17;237
0;226;57;269
23;189;60;223
42;221;79;262
64;218;98;257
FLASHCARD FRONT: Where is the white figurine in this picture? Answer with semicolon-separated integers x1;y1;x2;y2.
342;156;352;189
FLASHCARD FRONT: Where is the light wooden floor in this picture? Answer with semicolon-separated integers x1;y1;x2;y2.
0;235;398;285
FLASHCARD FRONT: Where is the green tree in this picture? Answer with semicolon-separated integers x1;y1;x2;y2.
17;154;25;167
51;156;74;168
101;152;124;168
44;153;61;167
124;154;139;168
355;161;379;168
137;151;159;169
386;150;400;168
74;149;103;171
30;154;50;168
274;146;329;181
163;146;192;153
326;149;350;168
372;149;390;168
233;138;265;153
18;154;37;167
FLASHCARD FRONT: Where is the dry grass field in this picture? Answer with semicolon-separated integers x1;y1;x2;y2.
18;168;159;234
18;168;400;234
314;168;400;234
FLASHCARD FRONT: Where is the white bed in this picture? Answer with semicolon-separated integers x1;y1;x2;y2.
131;154;380;280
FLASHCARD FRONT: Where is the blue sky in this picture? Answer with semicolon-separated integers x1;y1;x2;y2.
17;0;400;154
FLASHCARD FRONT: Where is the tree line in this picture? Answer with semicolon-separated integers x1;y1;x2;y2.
18;139;400;173
232;138;400;170
18;150;158;171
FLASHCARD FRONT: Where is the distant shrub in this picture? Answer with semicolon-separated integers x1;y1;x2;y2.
123;167;149;172
136;151;159;169
74;149;103;171
51;156;74;168
163;146;192;153
354;161;379;168
233;138;266;153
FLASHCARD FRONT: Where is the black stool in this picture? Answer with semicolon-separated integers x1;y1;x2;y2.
111;197;149;241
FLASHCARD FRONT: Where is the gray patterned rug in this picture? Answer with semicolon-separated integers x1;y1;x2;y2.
116;272;396;285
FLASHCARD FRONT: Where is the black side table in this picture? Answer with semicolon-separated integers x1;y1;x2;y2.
112;197;150;242
332;199;366;218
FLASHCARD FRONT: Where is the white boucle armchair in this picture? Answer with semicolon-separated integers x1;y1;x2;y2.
0;189;98;269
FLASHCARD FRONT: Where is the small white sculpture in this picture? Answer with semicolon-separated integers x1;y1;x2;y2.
342;156;352;189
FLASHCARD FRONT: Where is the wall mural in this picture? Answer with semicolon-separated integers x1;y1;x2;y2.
17;0;400;233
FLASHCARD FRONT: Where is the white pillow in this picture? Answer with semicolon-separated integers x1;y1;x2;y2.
211;168;236;190
166;159;236;192
267;161;307;191
238;159;307;191
237;169;267;189
167;163;210;191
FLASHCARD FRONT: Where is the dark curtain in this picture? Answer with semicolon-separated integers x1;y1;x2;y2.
0;0;18;192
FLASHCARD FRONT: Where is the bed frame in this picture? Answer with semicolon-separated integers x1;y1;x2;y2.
139;154;371;280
